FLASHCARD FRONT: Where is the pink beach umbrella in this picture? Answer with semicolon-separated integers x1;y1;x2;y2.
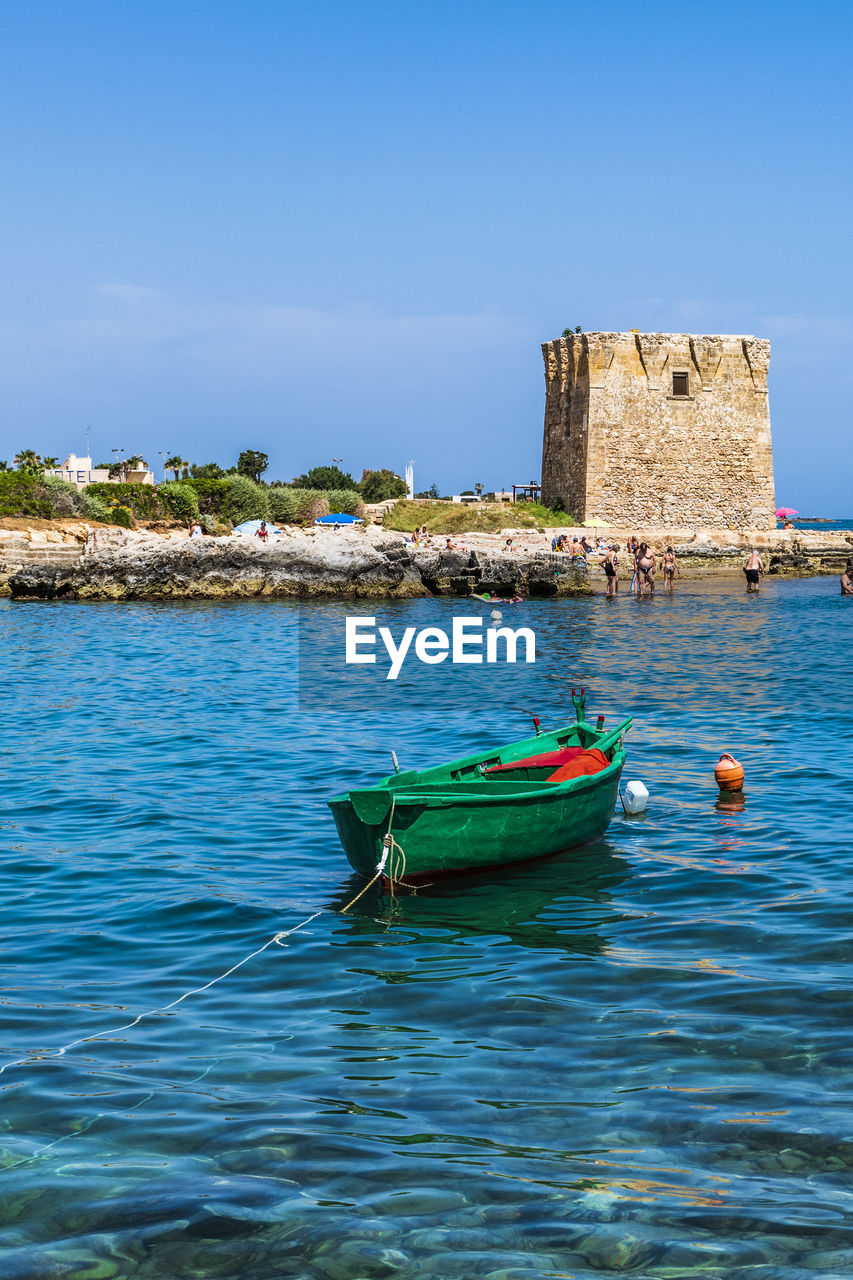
775;507;798;519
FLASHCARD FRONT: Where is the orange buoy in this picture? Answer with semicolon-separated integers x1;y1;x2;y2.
715;752;745;791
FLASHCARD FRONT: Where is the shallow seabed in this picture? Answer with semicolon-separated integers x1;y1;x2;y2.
1;576;852;1280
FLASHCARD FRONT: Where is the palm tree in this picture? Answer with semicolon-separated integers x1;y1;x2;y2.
42;456;59;469
164;454;188;481
14;449;43;476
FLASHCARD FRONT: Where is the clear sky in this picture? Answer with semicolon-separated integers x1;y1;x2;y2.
0;0;849;512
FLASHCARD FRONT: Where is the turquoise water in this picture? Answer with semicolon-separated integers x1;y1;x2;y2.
787;518;853;533
1;577;852;1280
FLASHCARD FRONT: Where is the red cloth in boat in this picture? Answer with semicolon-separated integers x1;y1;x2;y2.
546;748;610;782
483;746;585;775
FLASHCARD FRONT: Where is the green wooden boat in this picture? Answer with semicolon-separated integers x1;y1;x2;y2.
328;692;631;883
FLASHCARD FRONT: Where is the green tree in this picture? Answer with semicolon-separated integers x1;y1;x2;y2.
165;454;188;481
42;456;60;469
414;484;440;499
292;464;358;490
359;469;408;503
237;450;269;484
108;454;146;482
189;461;226;479
14;449;43;476
562;325;583;336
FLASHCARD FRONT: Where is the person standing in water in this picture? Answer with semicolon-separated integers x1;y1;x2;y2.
636;542;656;596
662;546;681;591
841;560;853;595
744;548;765;592
627;536;640;592
603;544;619;596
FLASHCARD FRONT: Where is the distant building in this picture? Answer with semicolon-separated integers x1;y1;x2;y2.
45;454;155;488
541;331;775;528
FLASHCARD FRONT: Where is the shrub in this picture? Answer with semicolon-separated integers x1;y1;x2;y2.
183;478;230;514
84;482;161;518
0;472;51;518
268;487;331;524
226;474;270;525
83;493;110;522
302;495;329;523
158;481;200;520
325;489;364;516
39;475;85;517
383;499;577;534
268;487;301;523
522;501;577;526
108;503;133;528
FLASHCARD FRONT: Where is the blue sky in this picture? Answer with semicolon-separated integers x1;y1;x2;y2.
0;0;849;512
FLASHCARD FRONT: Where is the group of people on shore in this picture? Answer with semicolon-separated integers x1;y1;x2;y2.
189;515;852;594
555;536;852;596
550;532;682;597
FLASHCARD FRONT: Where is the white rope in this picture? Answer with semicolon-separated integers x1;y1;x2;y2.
0;910;324;1080
0;803;409;1082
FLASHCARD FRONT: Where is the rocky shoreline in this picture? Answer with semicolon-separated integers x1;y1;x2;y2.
1;520;850;601
0;525;591;601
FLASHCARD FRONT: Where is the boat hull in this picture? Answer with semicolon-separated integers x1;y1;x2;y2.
329;754;625;881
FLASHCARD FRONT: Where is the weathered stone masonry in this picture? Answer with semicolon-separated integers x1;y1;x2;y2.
541;331;776;528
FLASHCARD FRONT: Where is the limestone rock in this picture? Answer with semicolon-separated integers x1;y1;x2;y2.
6;531;592;600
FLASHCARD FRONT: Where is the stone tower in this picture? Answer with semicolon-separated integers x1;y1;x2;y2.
541;332;775;528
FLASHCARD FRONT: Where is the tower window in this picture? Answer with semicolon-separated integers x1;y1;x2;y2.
672;371;689;397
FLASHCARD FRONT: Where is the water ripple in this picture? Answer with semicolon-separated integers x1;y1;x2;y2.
1;578;851;1278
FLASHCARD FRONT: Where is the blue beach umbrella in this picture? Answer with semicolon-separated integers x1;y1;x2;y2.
233;519;282;536
315;513;364;526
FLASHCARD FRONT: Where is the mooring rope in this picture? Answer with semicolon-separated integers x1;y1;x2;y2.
0;824;407;1084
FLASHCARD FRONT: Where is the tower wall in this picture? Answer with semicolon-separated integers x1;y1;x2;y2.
541;331;775;529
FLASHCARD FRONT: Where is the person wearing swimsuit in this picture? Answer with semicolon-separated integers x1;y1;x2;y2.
662;546;680;591
603;544;619;596
636;542;655;596
744;548;765;592
627;536;639;591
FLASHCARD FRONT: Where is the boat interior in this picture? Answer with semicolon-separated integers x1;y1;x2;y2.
381;719;631;794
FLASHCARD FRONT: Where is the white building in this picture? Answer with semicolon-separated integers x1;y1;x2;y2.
45;454;155;488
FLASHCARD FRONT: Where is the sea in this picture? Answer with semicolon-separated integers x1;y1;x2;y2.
788;518;853;533
1;570;852;1280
